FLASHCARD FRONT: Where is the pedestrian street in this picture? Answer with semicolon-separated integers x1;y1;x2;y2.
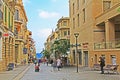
20;63;120;80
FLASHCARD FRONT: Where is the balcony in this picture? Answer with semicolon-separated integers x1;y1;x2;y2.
94;39;120;50
14;18;24;24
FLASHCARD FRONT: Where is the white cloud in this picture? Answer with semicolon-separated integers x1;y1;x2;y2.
33;28;52;39
38;10;60;19
32;28;52;52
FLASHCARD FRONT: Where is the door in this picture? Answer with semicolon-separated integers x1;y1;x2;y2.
84;51;88;67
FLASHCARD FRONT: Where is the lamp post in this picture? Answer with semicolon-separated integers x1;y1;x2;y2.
74;33;79;73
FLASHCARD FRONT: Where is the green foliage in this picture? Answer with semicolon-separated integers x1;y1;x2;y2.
53;39;70;56
42;50;50;59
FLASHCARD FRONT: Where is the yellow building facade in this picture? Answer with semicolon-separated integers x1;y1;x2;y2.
45;31;58;59
69;0;120;71
45;17;70;59
0;0;15;71
14;0;28;65
56;17;70;40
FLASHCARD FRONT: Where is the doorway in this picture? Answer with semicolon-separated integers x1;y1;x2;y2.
84;51;88;67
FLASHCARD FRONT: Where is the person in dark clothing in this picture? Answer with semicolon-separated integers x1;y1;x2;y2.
99;56;105;74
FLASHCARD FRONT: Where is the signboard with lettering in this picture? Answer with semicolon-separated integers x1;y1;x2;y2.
3;33;9;37
82;42;89;49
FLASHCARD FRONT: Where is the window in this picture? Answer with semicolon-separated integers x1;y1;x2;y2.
77;14;79;27
83;0;85;4
95;54;97;63
73;18;75;28
14;9;19;20
0;10;3;20
63;21;67;26
73;3;74;14
77;0;79;10
0;32;2;60
103;1;111;11
83;9;85;23
111;55;116;65
64;31;67;36
15;0;18;2
14;27;18;35
68;31;70;35
8;12;11;30
4;6;7;23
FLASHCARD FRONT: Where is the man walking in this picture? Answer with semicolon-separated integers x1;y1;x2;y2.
99;56;105;74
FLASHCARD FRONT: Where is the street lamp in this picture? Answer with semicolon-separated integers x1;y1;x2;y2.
74;33;79;73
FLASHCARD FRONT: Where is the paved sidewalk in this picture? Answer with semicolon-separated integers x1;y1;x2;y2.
0;64;120;80
0;64;31;80
21;64;120;80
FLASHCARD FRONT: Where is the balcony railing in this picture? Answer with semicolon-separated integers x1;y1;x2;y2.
94;39;120;50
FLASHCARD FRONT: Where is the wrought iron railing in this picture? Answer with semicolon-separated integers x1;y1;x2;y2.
94;39;120;50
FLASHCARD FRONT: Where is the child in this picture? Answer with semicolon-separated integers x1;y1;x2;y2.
35;64;39;72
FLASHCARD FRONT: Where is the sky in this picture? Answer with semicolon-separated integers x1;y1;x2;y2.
23;0;69;53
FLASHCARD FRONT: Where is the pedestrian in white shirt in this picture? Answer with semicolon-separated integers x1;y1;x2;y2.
57;58;61;71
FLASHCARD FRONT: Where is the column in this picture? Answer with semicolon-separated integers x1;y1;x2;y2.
105;20;115;48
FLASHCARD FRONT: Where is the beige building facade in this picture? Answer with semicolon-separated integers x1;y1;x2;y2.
69;0;120;71
14;0;28;65
0;0;15;71
45;17;70;59
56;17;70;40
0;0;35;71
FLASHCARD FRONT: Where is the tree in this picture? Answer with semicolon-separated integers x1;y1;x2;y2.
53;39;70;58
42;50;50;59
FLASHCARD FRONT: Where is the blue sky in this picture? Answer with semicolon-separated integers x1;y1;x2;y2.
23;0;69;53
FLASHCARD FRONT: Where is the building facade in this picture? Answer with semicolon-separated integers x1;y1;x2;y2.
69;0;120;71
45;17;70;62
0;0;15;71
0;0;35;71
14;0;28;65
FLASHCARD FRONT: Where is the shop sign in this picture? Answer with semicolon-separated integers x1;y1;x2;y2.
82;42;88;49
3;33;9;37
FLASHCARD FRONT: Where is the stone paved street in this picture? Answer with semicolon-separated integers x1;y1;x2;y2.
0;65;30;80
20;64;120;80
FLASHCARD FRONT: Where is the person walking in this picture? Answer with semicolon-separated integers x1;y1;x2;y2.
34;59;37;66
99;56;105;74
57;58;62;71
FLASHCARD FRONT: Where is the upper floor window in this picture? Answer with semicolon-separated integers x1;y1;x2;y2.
68;31;70;35
77;0;79;10
73;18;75;28
0;32;2;61
77;14;79;27
15;0;18;2
63;21;67;26
0;10;3;20
73;3;75;14
83;9;85;23
14;9;19;20
83;0;85;4
103;1;111;11
4;6;7;22
14;27;18;35
64;31;67;36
